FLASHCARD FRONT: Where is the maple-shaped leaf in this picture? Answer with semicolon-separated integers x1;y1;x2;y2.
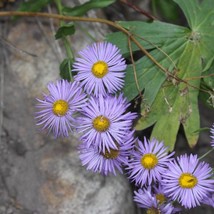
107;0;214;150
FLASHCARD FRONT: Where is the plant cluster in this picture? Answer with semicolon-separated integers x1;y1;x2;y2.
1;0;214;213
35;41;214;213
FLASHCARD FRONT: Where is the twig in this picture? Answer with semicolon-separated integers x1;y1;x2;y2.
120;0;156;20
48;5;64;61
0;11;166;72
128;36;142;98
35;17;61;62
185;73;214;80
0;37;37;57
0;11;210;94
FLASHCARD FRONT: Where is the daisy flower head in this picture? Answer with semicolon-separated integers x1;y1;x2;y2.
78;93;137;152
35;79;87;138
72;42;127;97
153;184;182;213
78;131;135;175
127;137;174;187
210;123;214;147
161;154;214;209
153;184;168;204
134;187;177;214
134;187;158;210
202;192;214;208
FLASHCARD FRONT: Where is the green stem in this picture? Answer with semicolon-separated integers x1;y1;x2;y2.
54;0;63;15
54;0;73;81
63;37;74;61
199;148;214;160
151;0;158;17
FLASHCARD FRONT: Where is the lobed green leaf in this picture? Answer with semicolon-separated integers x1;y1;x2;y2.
173;0;214;71
107;0;214;149
136;42;201;149
107;20;188;55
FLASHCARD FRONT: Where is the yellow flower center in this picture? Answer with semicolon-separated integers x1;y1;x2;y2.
52;100;69;116
92;61;108;78
102;148;119;159
155;194;166;204
141;153;158;169
93;115;110;132
146;207;160;214
179;173;198;188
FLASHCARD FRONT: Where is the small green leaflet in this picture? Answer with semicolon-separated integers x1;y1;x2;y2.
55;23;75;40
59;58;73;81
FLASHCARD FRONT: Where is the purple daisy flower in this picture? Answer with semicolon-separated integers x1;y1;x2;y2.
159;203;179;214
153;184;169;204
153;184;182;213
35;79;87;138
134;187;177;214
127;137;174;187
72;42;127;97
78;131;135;175
78;94;137;152
134;187;158;209
210;123;214;147
202;192;214;208
161;154;214;209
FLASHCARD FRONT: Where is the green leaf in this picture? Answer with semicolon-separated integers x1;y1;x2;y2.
105;0;214;149
136;82;178;131
193;127;210;133
59;58;73;81
62;0;115;16
136;42;201;150
199;61;214;107
202;61;214;92
107;20;188;103
18;0;52;12
123;42;182;104
178;42;201;148
106;0;214;149
107;20;188;56
150;111;180;151
173;0;198;28
55;23;75;40
151;0;181;24
173;0;214;71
